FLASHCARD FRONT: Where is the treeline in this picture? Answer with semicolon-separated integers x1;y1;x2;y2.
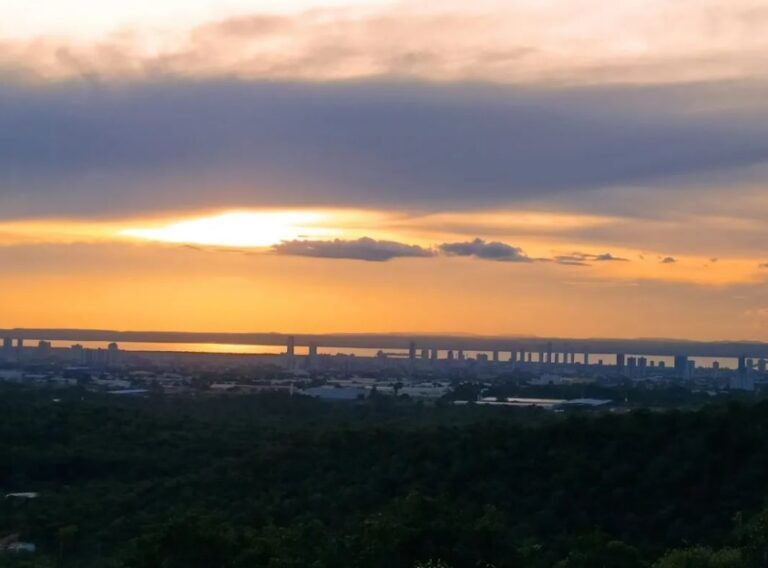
2;385;768;566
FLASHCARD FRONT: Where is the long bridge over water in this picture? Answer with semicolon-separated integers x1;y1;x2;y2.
2;328;768;361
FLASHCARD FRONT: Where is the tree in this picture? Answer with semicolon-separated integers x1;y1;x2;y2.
654;546;742;568
554;533;644;568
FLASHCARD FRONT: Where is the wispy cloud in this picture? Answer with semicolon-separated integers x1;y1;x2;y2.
554;251;630;266
4;1;768;85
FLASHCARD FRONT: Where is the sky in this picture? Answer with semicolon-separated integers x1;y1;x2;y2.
1;0;768;340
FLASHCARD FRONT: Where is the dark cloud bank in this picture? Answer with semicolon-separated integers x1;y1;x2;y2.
2;79;768;219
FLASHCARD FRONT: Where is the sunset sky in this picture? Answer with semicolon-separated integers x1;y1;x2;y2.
2;0;768;339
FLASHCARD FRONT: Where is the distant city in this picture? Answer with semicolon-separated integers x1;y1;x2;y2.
2;329;767;406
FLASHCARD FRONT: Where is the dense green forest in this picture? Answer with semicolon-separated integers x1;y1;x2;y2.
2;385;768;567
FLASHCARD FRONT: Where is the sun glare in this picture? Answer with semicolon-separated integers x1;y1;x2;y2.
120;211;337;248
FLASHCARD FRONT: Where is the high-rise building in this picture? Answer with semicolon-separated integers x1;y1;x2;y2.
1;337;12;360
638;357;648;377
616;353;626;374
738;355;748;375
674;355;690;377
107;342;120;366
308;343;318;369
70;344;85;364
627;357;637;377
37;340;52;359
286;336;295;358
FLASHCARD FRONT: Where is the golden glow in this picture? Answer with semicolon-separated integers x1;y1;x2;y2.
0;208;394;247
578;253;765;287
120;210;339;248
0;208;766;291
0;219;119;245
404;210;616;234
0;251;765;341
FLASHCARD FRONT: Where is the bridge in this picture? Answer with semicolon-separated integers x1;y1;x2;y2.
2;328;768;360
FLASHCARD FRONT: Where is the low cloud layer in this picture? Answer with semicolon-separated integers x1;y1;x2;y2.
272;237;433;262
273;236;536;263
272;234;647;273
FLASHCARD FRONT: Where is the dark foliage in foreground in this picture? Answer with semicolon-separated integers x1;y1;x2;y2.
2;386;768;567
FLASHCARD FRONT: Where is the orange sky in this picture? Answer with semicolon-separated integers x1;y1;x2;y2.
2;1;768;340
0;208;766;340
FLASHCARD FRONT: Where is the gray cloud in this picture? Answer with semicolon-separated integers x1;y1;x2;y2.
759;263;768;269
554;252;629;265
272;237;433;262
553;258;590;267
2;79;768;220
594;253;629;262
661;256;677;264
439;238;531;262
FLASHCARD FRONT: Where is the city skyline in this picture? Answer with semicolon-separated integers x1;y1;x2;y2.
2;0;768;340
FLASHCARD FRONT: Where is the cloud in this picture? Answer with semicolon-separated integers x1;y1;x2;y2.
271;237;434;262
553;258;590;267
554;251;629;265
594;253;629;262
2;79;768;220
439;238;531;262
760;263;768;269
661;256;677;264
4;1;768;86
